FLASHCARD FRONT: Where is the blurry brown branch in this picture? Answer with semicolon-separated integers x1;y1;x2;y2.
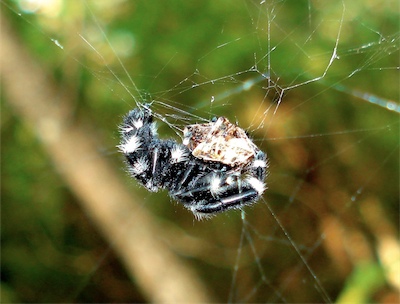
0;13;213;303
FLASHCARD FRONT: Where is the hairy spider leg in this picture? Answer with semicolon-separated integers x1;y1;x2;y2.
175;152;267;215
172;168;261;214
194;190;259;214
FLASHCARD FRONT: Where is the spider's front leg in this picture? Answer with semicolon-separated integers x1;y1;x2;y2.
118;107;162;191
119;107;155;147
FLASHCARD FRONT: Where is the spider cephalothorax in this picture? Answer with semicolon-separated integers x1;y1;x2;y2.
118;106;267;219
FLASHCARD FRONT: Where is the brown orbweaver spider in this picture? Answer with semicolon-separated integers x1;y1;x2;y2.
118;106;267;219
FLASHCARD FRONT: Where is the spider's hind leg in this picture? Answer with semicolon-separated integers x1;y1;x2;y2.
192;189;259;216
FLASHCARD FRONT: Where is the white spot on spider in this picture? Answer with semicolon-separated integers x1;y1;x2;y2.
132;119;143;129
150;122;158;136
226;176;235;185
120;125;134;133
246;176;266;195
226;172;240;185
182;136;190;146
170;146;189;163
145;179;159;192
253;159;267;168
210;175;223;197
151;147;159;175
129;157;149;175
118;135;141;153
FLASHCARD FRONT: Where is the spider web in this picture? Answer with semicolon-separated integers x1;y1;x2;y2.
2;0;399;303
